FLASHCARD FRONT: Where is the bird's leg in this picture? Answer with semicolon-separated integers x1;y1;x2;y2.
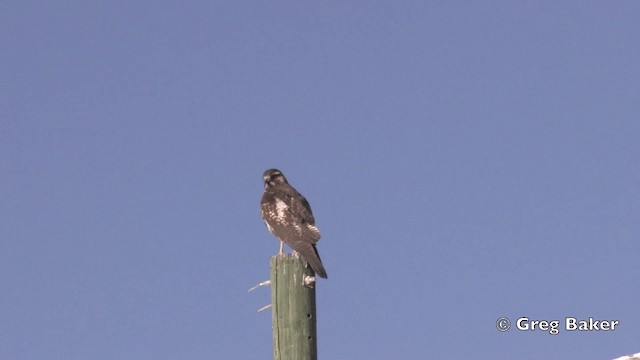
279;240;284;255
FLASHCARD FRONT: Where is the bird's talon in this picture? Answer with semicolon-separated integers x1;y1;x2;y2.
304;275;316;288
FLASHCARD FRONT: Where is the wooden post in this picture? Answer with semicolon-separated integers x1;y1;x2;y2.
270;254;318;360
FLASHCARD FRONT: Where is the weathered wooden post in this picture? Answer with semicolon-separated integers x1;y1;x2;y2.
270;254;318;360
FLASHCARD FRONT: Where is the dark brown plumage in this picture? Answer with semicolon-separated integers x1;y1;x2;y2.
260;169;327;279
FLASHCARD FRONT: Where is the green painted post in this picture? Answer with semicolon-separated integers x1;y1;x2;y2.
270;254;318;360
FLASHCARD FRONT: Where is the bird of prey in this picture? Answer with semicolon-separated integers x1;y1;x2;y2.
260;169;327;279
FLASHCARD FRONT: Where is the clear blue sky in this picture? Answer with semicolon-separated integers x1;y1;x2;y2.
2;2;639;359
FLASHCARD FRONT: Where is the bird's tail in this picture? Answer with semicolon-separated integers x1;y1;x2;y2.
300;244;327;279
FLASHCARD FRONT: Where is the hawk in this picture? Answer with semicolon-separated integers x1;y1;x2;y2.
260;169;327;279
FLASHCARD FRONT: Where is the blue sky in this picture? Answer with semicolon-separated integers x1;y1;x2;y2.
2;2;639;359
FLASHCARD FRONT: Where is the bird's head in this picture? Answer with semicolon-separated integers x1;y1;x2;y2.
263;168;288;188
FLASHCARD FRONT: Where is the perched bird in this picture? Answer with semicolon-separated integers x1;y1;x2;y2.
260;169;327;279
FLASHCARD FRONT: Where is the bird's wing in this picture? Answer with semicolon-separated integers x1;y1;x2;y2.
283;186;321;242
